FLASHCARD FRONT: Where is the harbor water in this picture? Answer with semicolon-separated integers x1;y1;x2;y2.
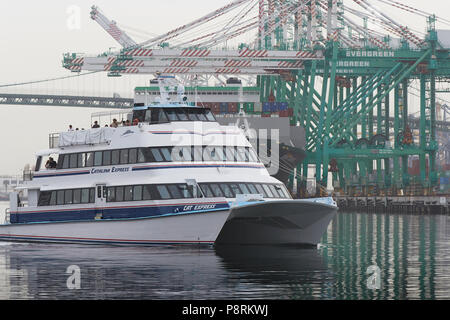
0;201;449;300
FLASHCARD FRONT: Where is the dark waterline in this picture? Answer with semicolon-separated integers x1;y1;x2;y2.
0;211;449;300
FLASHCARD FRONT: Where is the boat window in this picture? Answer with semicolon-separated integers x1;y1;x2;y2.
229;184;242;196
254;184;267;197
120;149;129;165
86;152;94;167
268;185;279;198
151;148;164;162
175;109;188;121
238;183;250;194
103;151;112;166
143;185;152;200
160;148;172;161
73;189;81;204
236;147;246;162
77;153;85;167
179;185;193;198
219;184;233;198
57;190;65;205
199;184;214;198
115;186;124;202
225;147;236;161
248;148;258;162
181;147;192;161
89;188;95;203
192;146;203;161
62;155;70;169
152;108;169;124
38;191;52;206
204;109;216;121
49;191;57;206
167;185;182;199
204;146;224;161
246;183;258;194
111;150;120;165
94;151;103;167
35;156;43;171
133;185;143;201
209;184;224;197
137;148;146;163
81;189;90;203
107;187;116;202
214;147;225;161
157;185;171;199
165;109;179;121
144;109;152;122
187;110;199;121
133;110;146;123
63;189;73;205
124;186;133;201
278;185;291;198
262;184;274;198
68;154;77;168
129;148;137;164
193;109;207;121
244;148;250;162
273;185;286;198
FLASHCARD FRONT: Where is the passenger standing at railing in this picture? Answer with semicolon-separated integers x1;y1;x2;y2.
110;118;119;128
68;125;74;131
92;121;100;128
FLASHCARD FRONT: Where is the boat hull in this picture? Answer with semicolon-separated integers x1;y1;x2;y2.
215;199;337;246
0;199;337;246
0;210;230;246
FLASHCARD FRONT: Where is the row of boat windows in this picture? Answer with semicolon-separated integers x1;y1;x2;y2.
54;146;259;170
106;182;290;202
38;188;95;206
37;182;290;206
132;107;216;124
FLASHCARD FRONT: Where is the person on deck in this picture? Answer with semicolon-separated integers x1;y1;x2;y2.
110;119;119;128
92;121;100;128
45;157;57;169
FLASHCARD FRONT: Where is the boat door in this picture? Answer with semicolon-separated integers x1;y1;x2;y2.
94;184;107;219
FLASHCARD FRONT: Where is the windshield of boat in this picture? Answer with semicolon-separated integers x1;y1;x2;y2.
132;107;216;124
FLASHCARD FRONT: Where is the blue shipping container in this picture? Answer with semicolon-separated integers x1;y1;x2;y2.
262;102;271;112
279;102;288;111
269;102;278;112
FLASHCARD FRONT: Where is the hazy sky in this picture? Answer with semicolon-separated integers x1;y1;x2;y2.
0;0;449;175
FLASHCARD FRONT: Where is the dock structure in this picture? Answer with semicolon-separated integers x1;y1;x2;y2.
336;195;450;215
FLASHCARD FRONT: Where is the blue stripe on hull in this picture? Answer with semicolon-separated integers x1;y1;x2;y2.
10;202;230;224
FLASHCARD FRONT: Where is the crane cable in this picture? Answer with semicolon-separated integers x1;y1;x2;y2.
0;71;101;89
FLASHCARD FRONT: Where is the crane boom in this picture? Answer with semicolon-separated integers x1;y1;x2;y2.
90;5;137;48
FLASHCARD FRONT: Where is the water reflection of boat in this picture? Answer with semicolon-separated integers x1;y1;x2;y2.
215;245;328;281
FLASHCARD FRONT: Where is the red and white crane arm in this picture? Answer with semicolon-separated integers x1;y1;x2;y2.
90;5;137;48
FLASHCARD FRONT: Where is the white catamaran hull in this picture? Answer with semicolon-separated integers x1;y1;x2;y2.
0;199;337;246
216;199;337;246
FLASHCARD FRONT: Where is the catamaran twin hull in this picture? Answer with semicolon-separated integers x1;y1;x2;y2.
0;199;337;246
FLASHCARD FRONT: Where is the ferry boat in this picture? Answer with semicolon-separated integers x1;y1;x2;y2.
0;78;337;246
